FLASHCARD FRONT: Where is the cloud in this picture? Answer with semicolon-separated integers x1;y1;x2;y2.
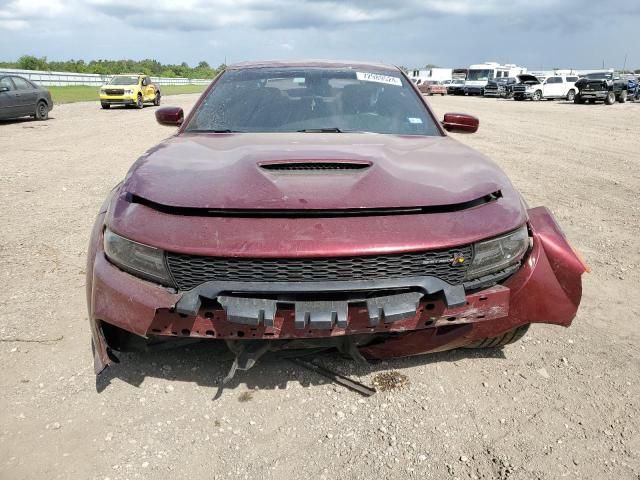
58;0;584;32
2;0;637;35
0;0;639;71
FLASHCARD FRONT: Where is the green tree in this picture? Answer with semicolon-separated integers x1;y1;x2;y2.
2;56;224;78
17;55;48;70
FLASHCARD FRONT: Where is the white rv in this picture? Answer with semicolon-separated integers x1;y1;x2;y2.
464;62;527;95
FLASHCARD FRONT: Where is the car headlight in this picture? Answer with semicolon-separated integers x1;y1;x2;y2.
465;225;530;281
104;228;173;285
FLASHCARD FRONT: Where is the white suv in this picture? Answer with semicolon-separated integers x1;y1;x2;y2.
512;74;579;101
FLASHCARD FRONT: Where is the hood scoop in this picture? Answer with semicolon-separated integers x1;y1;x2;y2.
259;161;371;173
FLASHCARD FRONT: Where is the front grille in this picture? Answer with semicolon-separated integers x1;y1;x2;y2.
166;246;473;291
513;86;526;92
104;88;124;95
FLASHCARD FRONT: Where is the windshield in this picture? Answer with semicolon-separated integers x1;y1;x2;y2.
586;73;612;80
109;76;140;85
185;67;440;136
467;69;494;81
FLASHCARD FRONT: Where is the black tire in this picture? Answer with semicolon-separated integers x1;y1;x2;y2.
136;94;144;109
34;100;49;120
566;89;576;102
604;91;616;105
153;91;161;106
464;324;531;349
532;90;542;101
101;103;110;109
574;94;585;104
618;90;627;104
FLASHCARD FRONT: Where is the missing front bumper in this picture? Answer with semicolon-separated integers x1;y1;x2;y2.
217;291;424;330
174;276;467;317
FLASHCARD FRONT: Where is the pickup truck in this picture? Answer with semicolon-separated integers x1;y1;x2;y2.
484;77;517;98
574;72;632;105
418;80;447;96
447;79;466;95
99;74;161;109
512;74;578;101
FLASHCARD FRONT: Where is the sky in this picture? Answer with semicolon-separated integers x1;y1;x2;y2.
1;0;639;71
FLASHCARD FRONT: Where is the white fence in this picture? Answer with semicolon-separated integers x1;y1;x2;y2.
0;68;211;87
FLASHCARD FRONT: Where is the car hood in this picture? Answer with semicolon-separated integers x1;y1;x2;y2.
516;74;540;85
122;133;518;211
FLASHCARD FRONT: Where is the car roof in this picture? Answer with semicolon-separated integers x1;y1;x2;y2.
226;59;399;73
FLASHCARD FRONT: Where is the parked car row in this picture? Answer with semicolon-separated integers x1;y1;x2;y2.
475;72;639;105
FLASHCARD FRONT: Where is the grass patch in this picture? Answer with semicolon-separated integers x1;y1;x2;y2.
48;84;208;104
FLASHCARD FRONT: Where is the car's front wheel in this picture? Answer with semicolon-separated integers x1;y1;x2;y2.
34;100;49;120
136;94;144;109
101;103;110;109
464;324;531;349
566;89;576;102
574;94;585;104
153;91;161;106
532;90;542;101
604;91;616;105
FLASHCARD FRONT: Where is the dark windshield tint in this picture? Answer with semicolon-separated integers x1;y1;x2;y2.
586;73;612;80
186;68;440;136
109;76;139;85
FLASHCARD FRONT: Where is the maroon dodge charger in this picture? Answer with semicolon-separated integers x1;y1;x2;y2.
87;60;587;376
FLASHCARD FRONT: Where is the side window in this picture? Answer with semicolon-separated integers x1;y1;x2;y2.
547;77;561;84
0;77;14;91
567;76;578;82
12;77;34;90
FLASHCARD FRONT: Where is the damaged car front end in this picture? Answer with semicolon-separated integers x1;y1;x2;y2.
87;61;587;376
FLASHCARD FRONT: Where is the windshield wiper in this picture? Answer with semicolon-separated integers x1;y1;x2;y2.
297;127;344;133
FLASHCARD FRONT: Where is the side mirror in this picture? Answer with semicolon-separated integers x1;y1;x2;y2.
155;107;184;126
0;86;9;93
442;113;479;134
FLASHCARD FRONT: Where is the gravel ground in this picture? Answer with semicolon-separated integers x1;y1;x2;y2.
0;94;639;480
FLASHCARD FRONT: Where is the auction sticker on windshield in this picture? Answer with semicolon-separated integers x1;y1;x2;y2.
356;72;402;86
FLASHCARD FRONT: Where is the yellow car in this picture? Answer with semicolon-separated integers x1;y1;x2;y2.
99;74;160;109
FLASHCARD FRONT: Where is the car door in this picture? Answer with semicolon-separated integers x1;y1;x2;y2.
142;76;154;101
0;77;20;119
543;77;562;98
11;76;39;115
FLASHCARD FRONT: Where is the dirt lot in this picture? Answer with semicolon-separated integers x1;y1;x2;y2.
1;94;639;480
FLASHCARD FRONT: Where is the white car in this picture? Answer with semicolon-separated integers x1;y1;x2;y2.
512;74;579;101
